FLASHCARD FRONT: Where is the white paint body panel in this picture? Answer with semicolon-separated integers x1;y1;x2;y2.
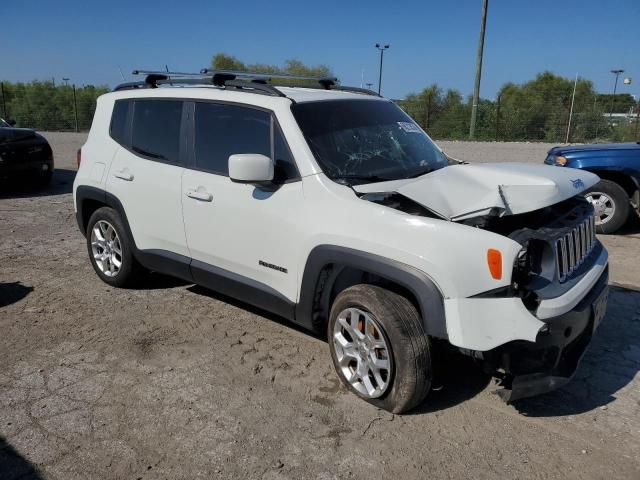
73;86;609;354
181;170;305;302
354;162;600;220
106;147;189;256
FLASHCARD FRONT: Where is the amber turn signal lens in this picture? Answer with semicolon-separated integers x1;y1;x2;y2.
554;155;567;166
487;249;502;280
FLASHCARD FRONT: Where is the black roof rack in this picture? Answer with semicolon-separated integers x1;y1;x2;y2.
113;69;380;98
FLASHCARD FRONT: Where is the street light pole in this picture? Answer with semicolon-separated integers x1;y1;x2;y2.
375;43;389;95
469;0;489;139
609;69;624;120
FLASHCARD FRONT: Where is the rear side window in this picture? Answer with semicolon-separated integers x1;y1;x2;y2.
131;100;183;163
194;103;270;175
110;100;130;145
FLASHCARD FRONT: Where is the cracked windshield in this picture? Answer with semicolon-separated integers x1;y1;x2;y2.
292;99;448;185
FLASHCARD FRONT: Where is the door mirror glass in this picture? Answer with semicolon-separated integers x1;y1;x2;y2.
228;154;274;183
7;118;16;126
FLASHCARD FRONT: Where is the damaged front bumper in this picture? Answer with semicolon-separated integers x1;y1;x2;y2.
493;266;609;402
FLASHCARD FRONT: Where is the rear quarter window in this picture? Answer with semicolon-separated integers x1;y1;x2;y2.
109;100;130;145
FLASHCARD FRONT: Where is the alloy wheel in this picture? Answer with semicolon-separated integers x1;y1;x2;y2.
90;220;123;277
585;192;615;226
332;307;392;398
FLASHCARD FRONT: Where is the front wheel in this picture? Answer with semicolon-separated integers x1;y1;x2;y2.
584;179;630;234
328;284;432;413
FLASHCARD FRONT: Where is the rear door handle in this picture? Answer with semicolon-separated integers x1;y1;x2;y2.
186;188;213;202
113;169;133;181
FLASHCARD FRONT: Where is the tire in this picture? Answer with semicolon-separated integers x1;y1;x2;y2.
584;179;630;234
328;284;431;414
86;206;143;288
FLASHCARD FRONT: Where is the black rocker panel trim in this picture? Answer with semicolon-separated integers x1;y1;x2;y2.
191;260;295;321
296;245;447;338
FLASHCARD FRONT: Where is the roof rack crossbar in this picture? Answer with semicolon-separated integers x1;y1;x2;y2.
113;76;286;97
114;67;379;98
200;69;338;89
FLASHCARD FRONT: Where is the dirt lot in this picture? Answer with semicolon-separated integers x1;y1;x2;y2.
1;132;639;479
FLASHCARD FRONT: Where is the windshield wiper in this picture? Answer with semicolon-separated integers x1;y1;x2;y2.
333;174;394;185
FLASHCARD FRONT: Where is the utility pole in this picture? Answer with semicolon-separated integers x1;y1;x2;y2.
495;92;501;141
72;84;79;132
469;0;489;139
0;82;7;119
609;69;624;120
635;98;640;140
565;73;578;143
375;43;389;95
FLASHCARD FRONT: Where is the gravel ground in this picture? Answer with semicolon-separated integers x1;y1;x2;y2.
1;132;639;479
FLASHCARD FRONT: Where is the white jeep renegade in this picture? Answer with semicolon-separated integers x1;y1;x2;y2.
73;70;609;413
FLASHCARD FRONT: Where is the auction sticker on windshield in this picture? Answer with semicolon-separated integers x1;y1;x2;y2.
397;121;422;133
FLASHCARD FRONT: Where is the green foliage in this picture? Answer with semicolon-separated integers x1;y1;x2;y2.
210;53;332;85
0;80;108;131
399;71;635;142
2;64;638;142
596;93;636;114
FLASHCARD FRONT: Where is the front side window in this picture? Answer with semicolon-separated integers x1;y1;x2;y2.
292;99;448;185
131;100;183;163
195;103;270;175
194;103;299;181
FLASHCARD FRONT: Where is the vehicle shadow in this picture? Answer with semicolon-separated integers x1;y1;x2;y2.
0;435;44;480
0;168;75;199
616;213;640;236
513;285;640;416
136;272;192;291
0;282;33;308
183;281;639;416
186;284;321;338
410;350;492;414
188;283;493;410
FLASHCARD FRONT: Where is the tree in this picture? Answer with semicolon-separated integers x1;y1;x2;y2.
210;53;332;78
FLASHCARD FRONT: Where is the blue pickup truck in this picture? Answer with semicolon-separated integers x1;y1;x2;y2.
545;142;640;234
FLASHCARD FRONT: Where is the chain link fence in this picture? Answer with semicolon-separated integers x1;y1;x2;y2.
1;81;108;132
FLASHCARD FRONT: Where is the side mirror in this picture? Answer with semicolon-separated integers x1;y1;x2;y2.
7;118;16;126
228;154;274;184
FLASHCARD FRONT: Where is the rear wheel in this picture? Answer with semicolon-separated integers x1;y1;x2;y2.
584;179;630;234
328;284;431;413
86;207;142;287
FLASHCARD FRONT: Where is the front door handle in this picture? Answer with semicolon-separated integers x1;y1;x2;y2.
113;169;134;181
186;188;213;202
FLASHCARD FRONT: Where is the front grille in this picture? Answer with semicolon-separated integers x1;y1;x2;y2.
555;214;596;282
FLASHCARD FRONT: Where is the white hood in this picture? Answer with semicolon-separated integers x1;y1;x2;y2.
353;163;599;221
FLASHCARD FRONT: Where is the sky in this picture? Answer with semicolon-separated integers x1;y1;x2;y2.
1;0;638;100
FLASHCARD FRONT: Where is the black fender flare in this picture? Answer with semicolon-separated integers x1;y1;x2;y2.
295;245;447;339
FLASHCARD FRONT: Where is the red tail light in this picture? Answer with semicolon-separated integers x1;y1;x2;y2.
76;148;82;168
